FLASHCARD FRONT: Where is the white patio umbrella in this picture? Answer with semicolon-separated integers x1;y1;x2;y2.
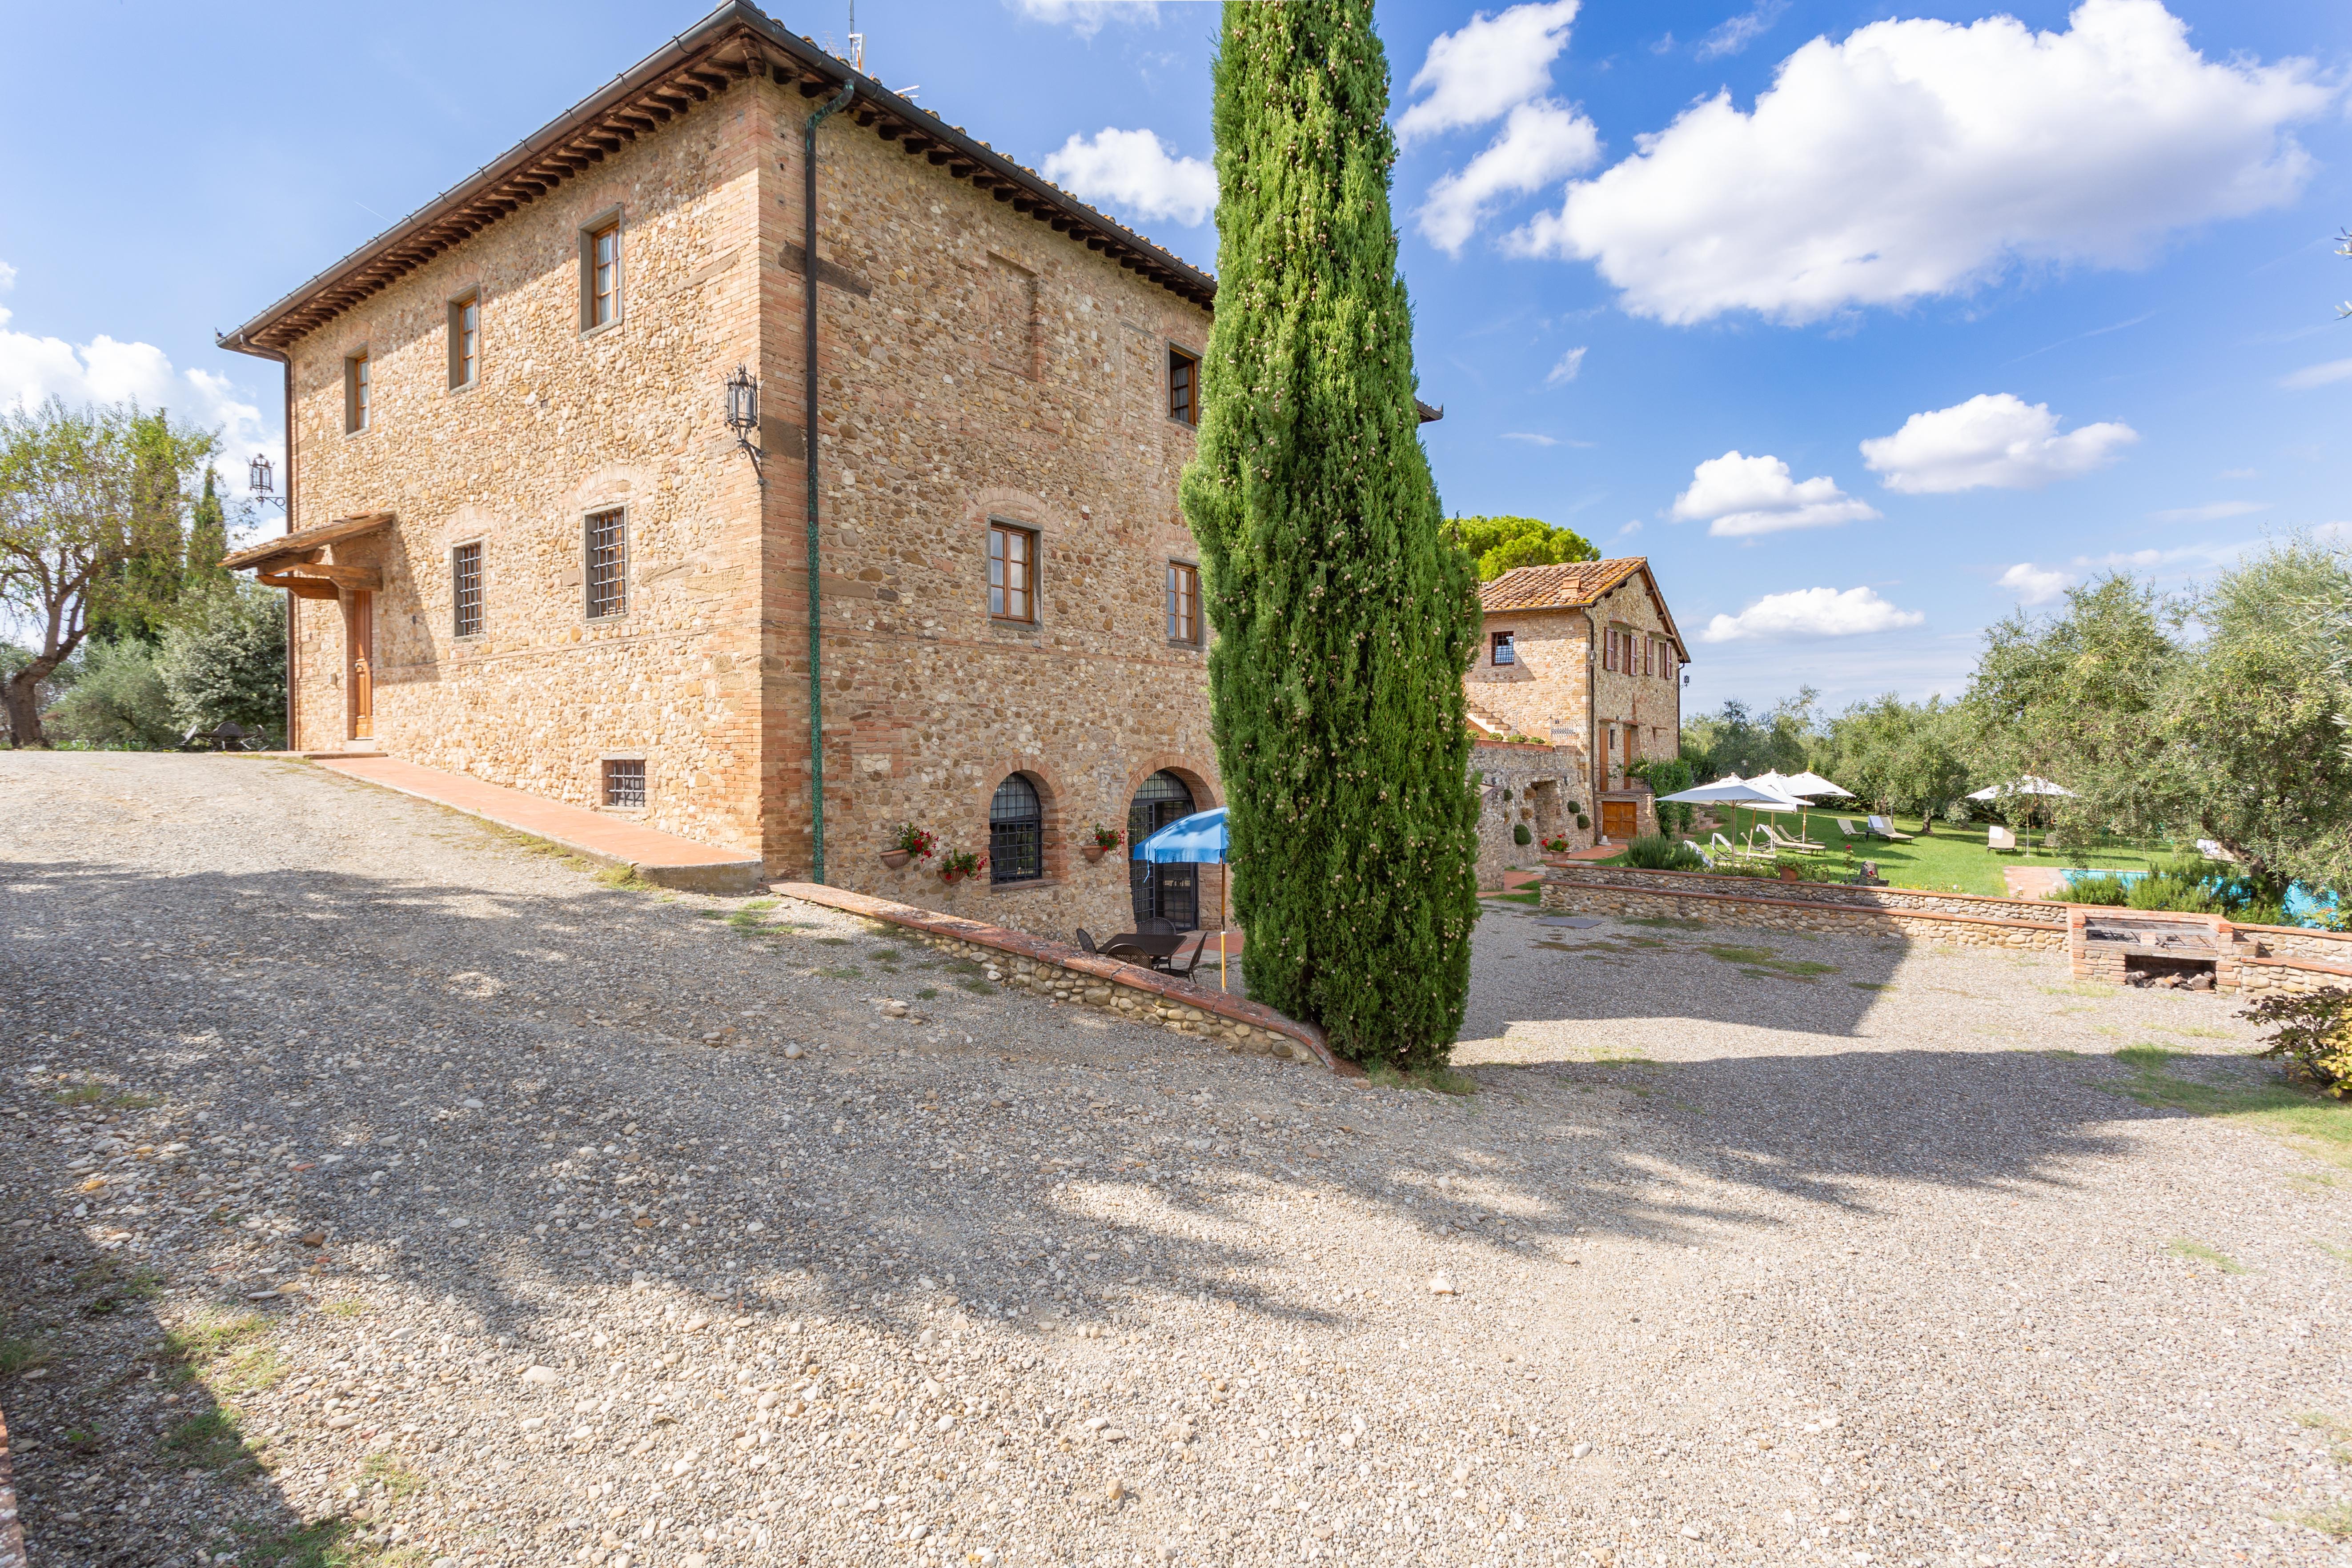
1966;775;2076;853
1754;769;1851;842
1658;774;1805;851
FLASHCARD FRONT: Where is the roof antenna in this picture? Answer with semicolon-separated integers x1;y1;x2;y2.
847;0;864;72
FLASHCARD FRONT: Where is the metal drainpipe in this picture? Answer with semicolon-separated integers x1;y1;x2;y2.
803;80;854;884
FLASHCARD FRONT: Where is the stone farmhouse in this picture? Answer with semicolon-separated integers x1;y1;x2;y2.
213;1;1685;932
1464;559;1689;879
218;2;1234;941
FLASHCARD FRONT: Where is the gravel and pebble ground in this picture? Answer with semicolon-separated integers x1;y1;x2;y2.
1;753;2348;1568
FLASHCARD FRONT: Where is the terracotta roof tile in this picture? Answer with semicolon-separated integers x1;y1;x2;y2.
1479;558;1646;614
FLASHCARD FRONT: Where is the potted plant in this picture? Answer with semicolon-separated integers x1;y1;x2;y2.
1538;832;1573;866
1082;823;1122;864
881;823;935;870
939;848;984;886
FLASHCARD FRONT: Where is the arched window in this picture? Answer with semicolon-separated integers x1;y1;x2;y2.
1127;770;1199;929
989;774;1044;884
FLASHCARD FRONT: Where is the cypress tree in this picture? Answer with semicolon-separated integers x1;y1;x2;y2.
185;468;233;595
1181;0;1482;1069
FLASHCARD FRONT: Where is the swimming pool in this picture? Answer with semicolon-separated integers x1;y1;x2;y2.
2058;867;2340;927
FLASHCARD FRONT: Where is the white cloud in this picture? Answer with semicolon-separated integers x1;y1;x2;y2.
0;300;277;505
1998;562;2074;604
0;262;16;293
1417;100;1601;253
1039;128;1216;228
2147;500;2267;523
1509;0;2331;325
1697;0;1788;61
2280;357;2352;390
1702;585;1924;642
1671;450;1880;537
1544;345;1588;386
1396;0;1581;146
1859;393;2137;493
1501;432;1558;446
1008;0;1157;38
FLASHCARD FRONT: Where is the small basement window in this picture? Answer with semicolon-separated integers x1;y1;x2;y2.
603;758;646;810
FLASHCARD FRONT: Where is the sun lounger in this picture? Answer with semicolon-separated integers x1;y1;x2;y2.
1865;814;1915;843
1760;822;1826;853
1987;825;2016;851
1713;831;1772;863
1835;817;1868;841
1684;838;1721;870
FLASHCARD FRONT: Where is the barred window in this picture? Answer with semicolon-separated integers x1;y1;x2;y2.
1166;561;1200;644
989;773;1044;885
1491;630;1515;666
452;541;482;638
586;508;626;620
988;522;1035;622
603;758;646;810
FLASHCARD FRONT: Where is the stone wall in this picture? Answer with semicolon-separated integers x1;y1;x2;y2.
1542;877;2067;950
1542;861;2063;921
771;882;1339;1071
1471;739;1591;886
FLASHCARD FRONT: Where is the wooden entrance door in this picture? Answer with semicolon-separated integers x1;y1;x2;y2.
1600;799;1636;842
349;591;375;741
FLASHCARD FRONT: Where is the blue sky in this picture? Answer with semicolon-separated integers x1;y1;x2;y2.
3;0;2347;713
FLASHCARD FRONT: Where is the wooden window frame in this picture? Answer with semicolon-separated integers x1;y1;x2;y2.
1166;560;1201;646
988;520;1038;625
343;350;370;435
1490;630;1515;666
1167;344;1200;427
581;209;624;334
584;506;628;621
450;540;484;639
448;290;481;390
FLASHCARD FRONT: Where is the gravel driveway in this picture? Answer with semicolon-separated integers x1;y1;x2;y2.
2;753;2347;1568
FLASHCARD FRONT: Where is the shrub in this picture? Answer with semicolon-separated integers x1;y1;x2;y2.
1512;823;1531;846
2241;987;2352;1098
158;584;285;744
1623;834;1703;871
2059;873;2134;906
48;639;177;748
1575;813;1590;830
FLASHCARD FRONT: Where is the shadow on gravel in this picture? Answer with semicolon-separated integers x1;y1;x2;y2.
0;848;2235;1557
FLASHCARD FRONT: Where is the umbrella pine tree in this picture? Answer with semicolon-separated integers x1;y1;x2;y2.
1180;0;1481;1068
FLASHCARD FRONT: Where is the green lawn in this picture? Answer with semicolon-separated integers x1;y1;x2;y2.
1669;808;2178;899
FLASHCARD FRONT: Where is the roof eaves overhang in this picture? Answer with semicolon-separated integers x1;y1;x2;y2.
217;1;1215;360
221;511;396;571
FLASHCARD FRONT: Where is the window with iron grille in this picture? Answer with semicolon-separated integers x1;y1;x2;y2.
1491;630;1515;666
449;292;480;389
1168;346;1200;425
603;758;646;809
988;521;1035;622
585;508;626;619
1166;561;1200;644
451;541;482;638
989;773;1044;884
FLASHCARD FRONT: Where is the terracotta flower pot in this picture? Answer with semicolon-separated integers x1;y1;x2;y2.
880;849;911;870
941;870;964;885
1778;865;1801;883
1081;844;1108;864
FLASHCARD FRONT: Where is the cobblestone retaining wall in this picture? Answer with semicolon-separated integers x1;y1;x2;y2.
1541;879;2066;950
770;881;1347;1074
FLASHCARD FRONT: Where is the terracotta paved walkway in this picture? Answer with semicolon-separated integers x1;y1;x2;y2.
311;754;760;892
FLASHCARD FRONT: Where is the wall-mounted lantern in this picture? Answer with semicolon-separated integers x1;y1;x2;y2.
249;453;285;512
725;365;764;488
